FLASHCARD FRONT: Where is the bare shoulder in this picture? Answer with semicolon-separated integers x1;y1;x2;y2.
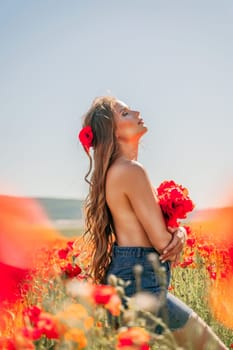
106;159;148;187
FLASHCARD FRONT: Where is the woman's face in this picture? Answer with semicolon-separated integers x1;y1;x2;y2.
113;100;148;142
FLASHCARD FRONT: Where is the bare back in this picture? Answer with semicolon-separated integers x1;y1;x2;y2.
105;159;153;247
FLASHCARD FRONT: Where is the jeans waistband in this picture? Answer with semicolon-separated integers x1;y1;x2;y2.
112;243;159;258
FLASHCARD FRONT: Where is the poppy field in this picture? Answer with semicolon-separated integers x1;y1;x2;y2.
0;195;233;349
1;214;233;350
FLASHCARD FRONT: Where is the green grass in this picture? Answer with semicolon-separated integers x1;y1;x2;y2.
171;264;233;347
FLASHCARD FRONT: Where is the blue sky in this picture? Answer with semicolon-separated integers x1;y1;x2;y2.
0;0;232;209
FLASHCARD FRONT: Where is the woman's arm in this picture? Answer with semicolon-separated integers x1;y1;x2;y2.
121;161;183;260
162;226;187;263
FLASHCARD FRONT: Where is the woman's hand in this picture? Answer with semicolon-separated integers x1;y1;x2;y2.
159;226;187;263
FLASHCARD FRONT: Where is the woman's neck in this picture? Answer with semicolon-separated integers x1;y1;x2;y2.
117;141;139;161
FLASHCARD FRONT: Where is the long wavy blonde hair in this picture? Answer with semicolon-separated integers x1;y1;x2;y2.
80;96;121;283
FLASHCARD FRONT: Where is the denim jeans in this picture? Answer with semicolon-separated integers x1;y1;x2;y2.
104;244;193;332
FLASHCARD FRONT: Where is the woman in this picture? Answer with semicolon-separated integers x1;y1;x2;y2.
79;96;227;349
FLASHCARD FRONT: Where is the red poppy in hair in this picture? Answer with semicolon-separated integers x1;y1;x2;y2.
78;125;94;152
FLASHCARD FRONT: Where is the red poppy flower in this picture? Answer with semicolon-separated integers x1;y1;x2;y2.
78;125;93;151
61;263;82;278
156;180;195;228
118;338;133;347
179;256;194;268
117;327;151;349
0;337;16;350
58;248;69;259
92;285;115;305
23;305;41;325
186;238;196;249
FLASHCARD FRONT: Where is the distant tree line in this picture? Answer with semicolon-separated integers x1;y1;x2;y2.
36;197;84;220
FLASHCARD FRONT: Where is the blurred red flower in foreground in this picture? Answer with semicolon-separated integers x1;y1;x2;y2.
117;327;151;350
91;285;122;316
67;281;122;317
92;285;115;304
0;195;65;310
23;306;65;340
0;337;16;350
0;263;28;304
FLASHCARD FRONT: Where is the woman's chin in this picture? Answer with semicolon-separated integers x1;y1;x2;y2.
139;125;148;134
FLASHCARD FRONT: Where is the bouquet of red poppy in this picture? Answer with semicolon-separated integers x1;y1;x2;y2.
156;180;195;228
